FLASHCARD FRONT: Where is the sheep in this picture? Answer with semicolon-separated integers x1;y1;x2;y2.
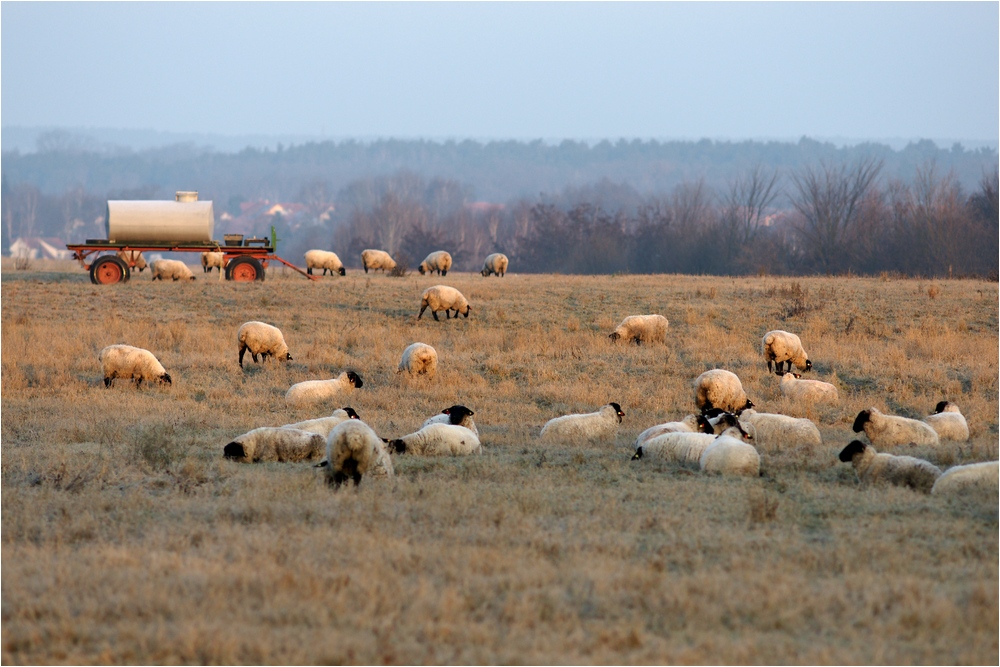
98;344;172;388
922;401;970;441
388;423;481;456
304;249;346;276
322;419;394;487
539;403;624;444
418;285;471;321
838;440;942;493
777;371;839;404
151;259;196;281
633;414;713;449
223;427;326;463
693;369;754;414
931;461;999;496
116;249;148;272
361;249;397;274
418;250;453;276
422;405;478;436
481;253;509;277
201;251;226;274
852;407;940;448
608;314;669;345
397;343;438;377
699;425;761;476
737;408;822;450
285;371;364;408
632;432;715;467
282;407;361;439
237;321;292;368
762;330;812;374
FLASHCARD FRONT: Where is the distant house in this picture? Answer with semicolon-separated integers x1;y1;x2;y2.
8;237;73;260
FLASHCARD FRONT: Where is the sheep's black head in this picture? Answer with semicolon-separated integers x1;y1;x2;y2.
224;442;246;460
462;305;471;318
342;407;360;420
609;402;624;423
346;371;363;388
839;440;869;462
853;409;872;433
703;407;726;419
159;373;172;385
715;412;740;431
608;332;622;342
188;276;197;281
443;405;474;424
418;264;427;275
631;447;643;460
338;267;346;276
696;415;713;433
934;401;950;414
388;439;407;454
804;359;813;371
737;399;754;414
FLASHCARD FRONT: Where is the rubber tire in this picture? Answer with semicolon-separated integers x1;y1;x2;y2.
90;256;130;285
226;256;266;282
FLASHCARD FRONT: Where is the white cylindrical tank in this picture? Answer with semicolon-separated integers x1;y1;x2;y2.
106;193;214;243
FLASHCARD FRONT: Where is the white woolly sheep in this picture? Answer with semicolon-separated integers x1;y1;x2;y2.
633;414;713;449
778;371;839;404
418;250;453;276
852;407;940;448
151;259;196;281
282;407;361;439
609;314;669;345
481;253;509;277
116;249;148;272
201;251;226;274
539;403;625;444
304;249;346;276
285;371;364;408
322;419;394;487
397;342;438;377
737;409;822;450
931;461;999;496
838;440;942;493
922;401;970;441
361;249;397;274
632;432;715;467
418;285;471;321
693;369;754;414
422;405;478;436
99;344;172;388
762;330;812;374
223;427;326;463
389;423;481;456
699;425;761;477
237;321;292;368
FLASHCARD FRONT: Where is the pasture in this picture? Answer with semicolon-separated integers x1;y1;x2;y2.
2;260;997;664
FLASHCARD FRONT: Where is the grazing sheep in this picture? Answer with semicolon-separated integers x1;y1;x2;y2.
304;249;346;276
422;405;478;436
481;253;509;277
99;344;172;388
699;425;760;477
323;419;394;487
693;369;754;414
922;401;970;441
737;409;822;450
388;423;481;456
286;371;364;408
361;249;397;274
539;403;624;444
777;371;839;404
608;314;669;345
632;432;715;467
116;249;148;272
201;251;226;274
397;342;438;377
633;414;713;449
223;427;326;463
418;250;453;276
838;440;942;493
418;285;471;321
282;407;361;439
931;461;999;496
762;330;812;374
237;321;292;368
853;407;940;448
151;259;196;281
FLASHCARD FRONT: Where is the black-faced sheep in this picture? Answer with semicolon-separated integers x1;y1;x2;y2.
237;321;292;368
418;285;470;321
539;403;624;444
397;343;438;377
609;314;669;345
361;249;397;274
838;440;942;493
99;344;172;388
699;424;760;477
418;250;452;276
853;407;940;448
422;405;478;436
151;259;196;281
922;401;970;441
389;423;481;456
223;427;326;463
481;253;509;277
304;249;346;276
201;251;226;274
285;371;364;408
116;249;148;272
777;371;839;404
931;461;999;496
282;407;361;439
693;369;754;414
762;330;812;374
323;419;394;487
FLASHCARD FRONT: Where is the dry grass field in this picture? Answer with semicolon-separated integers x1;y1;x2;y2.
2;259;998;665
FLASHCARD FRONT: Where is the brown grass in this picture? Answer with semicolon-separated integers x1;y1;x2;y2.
2;260;998;664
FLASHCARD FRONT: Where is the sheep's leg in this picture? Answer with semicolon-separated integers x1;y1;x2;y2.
431;310;440;321
252;352;260;363
307;267;313;275
352;472;362;486
239;344;247;368
104;376;113;388
767;360;773;373
418;304;428;320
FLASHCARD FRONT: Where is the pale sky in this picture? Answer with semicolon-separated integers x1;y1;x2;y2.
2;2;997;143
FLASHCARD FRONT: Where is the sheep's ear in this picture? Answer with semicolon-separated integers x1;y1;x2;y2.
793;373;802;379
839;440;867;462
631;447;643;460
852;410;871;432
442;408;451;415
696;415;712;432
934;401;948;413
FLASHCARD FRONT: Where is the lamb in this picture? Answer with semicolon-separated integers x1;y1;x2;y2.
322;419;394;487
361;249;397;274
693;369;754;414
388;423;481;456
151;259;196;281
304;249;346;276
737;408;822;450
201;251;226;274
608;314;669;345
762;330;812;374
838;440;942;493
632;432;715;467
922;401;970;441
223;427;326;463
852;407;940;448
481;253;509;277
777;371;839;404
397;342;438;377
418;285;471;321
539;403;624;444
699;425;761;476
422;405;478;436
285;371;364;408
237;321;292;368
931;461;999;496
281;407;361;439
418;250;453;276
633;414;713;449
98;344;172;388
116;249;148;272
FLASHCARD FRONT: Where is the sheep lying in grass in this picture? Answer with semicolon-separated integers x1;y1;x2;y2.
737;409;822;450
201;251;226;274
151;259;196;281
418;285;471;320
286;371;364;408
116;249;148;272
322;420;394;487
282;407;361;439
633;414;713;449
389;423;481;456
99;344;172;388
699;424;760;477
853;407;940;448
838;440;942;493
762;330;812;374
922;401;970;441
304;249;346;276
539;403;624;444
418;250;452;276
693;369;754;414
481;253;509;277
632;432;715;467
422;405;478;436
223;427;326;463
608;314;669;345
237;321;292;368
397;343;438;377
361;249;397;274
931;461;999;496
778;371;839;404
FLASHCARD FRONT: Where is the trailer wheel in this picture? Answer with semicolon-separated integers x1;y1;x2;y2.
226;256;265;282
90;256;130;285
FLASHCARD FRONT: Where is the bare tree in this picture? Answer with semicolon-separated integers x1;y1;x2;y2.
719;164;780;261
